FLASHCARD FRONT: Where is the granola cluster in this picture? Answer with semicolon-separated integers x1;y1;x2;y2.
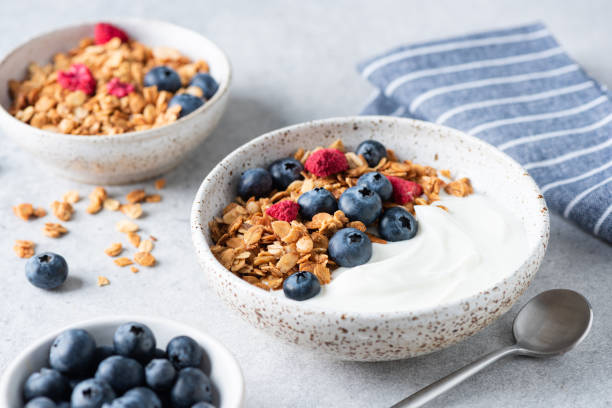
209;139;473;291
8;28;210;135
12;179;165;287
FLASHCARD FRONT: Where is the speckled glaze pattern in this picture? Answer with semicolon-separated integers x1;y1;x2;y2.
191;117;550;362
0;19;231;185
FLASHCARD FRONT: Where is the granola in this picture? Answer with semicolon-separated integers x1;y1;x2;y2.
8;24;214;135
209;139;473;292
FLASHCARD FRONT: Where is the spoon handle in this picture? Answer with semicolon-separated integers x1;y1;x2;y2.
391;344;521;408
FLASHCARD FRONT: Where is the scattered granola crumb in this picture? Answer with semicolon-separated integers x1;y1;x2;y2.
103;198;121;211
126;189;146;204
155;178;166;190
63;190;80;204
134;251;156;267
127;232;141;248
87;187;107;214
440;169;451;179
97;276;110;287
50;201;74;222
437;205;449;212
13;240;35;258
116;220;139;233
33;208;47;218
13;203;36;221
104;243;123;257
43;223;68;238
120;203;143;219
130;266;139;273
138;239;154;253
150;235;158;242
145;194;162;203
114;257;133;267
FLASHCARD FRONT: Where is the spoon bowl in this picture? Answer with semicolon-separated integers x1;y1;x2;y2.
513;289;593;356
392;289;593;407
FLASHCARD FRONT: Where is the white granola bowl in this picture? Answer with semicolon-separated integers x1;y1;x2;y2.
0;315;245;408
190;116;550;362
0;18;231;185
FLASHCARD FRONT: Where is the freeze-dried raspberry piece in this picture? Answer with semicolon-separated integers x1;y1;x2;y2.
57;64;96;95
106;78;134;98
266;200;299;222
94;23;129;45
387;176;423;204
304;148;348;177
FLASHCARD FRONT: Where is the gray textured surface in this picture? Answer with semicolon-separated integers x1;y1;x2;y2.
0;1;610;407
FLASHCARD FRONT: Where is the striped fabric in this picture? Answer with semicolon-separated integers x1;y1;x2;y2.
358;23;612;243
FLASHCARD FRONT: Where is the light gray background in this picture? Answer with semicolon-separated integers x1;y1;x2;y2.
1;1;611;407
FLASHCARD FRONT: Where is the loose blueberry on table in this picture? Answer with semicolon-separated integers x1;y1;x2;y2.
21;323;216;408
25;252;68;290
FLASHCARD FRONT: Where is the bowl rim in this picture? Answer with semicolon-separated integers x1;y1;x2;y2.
0;17;232;141
0;314;245;407
191;115;550;318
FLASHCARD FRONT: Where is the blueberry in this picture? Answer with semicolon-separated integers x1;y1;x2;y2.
169;93;204;118
25;397;57;408
268;157;304;190
102;396;140;408
24;367;70;402
113;322;156;363
191;403;215;408
170;368;213;408
237;168;273;200
25;252;68;290
189;73;219;99
145;358;176;391
50;329;97;377
71;378;115;408
355;140;387;167
154;348;167;359
166;336;203;370
94;345;115;367
143;66;182;92
338;186;382;225
297;187;337;220
123;387;162;408
378;207;418;241
95;356;144;394
283;271;321;301
357;172;392;202
56;402;70;408
328;228;372;267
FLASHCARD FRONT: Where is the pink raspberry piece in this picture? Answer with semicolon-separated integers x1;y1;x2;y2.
94;23;129;45
265;200;300;222
304;148;348;177
106;78;134;98
387;176;423;204
57;64;96;95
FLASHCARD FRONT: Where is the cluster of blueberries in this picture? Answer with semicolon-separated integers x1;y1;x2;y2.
22;322;215;408
235;140;419;302
143;67;218;118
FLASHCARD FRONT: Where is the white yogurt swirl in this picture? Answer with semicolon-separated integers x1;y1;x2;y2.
305;193;529;312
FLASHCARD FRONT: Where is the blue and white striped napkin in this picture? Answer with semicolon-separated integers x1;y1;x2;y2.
358;23;612;243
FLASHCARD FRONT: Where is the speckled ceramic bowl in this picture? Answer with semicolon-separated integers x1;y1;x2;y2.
191;116;549;362
0;19;231;184
0;315;244;407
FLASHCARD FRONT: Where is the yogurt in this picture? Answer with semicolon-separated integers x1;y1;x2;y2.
305;193;529;312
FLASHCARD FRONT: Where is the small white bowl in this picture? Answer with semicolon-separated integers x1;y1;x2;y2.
0;19;231;185
0;316;244;407
191;116;550;362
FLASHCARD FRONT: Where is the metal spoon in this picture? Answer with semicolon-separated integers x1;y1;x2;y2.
391;289;593;408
